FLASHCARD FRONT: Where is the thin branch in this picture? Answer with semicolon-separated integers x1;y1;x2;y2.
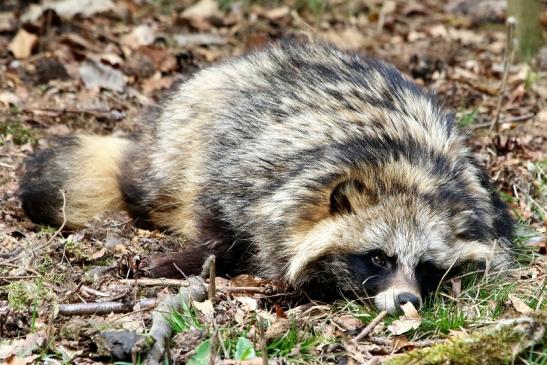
22;106;123;120
208;255;216;301
58;301;134;315
471;113;533;130
0;247;23;259
137;276;207;365
0;275;39;281
0;262;41;276
217;286;267;294
352;310;387;343
119;278;190;287
208;331;219;365
200;254;216;279
489;17;516;134
119;278;267;294
369;336;446;348
80;285;110;297
257;316;269;365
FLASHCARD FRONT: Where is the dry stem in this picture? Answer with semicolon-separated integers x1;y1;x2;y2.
352;310;388;343
489;17;516;134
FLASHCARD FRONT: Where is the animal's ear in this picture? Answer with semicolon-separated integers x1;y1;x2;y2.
329;179;371;215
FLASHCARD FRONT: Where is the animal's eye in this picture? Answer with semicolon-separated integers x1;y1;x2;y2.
371;254;387;267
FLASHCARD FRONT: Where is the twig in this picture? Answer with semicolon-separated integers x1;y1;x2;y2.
99;289;133;303
105;299;158;323
119;278;190;287
214;321;229;358
352;310;388;343
64;282;85;301
257;316;269;365
0;275;39;281
369;336;446;348
489;17;516;134
137;276;207;365
208;255;216;301
200;254;216;278
471;113;534;130
0;262;41;276
80;285;110;297
208;331;219;365
119;278;267;294
0;247;23;259
218;286;267;294
58;301;134;315
22;106;123;120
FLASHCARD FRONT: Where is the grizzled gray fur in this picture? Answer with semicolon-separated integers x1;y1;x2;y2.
20;41;513;313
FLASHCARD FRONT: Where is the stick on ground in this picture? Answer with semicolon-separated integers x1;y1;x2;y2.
138;276;207;365
257;316;269;365
58;301;134;315
208;255;216;301
352;310;388;343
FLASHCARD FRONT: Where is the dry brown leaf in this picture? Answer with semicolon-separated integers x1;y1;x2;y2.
387;302;422;335
381;1;397;15
537;109;547;124
137;46;177;72
174;33;225;47
334;314;364;331
142;74;175;95
79;58;126;92
121;24;156;48
193;299;215;322
450;278;462;298
265;6;290;20
428;24;448;39
265;317;290;341
181;0;219;20
234;296;258;311
0;12;17;32
193;47;222;62
4;355;29;365
0;332;47;360
322;28;367;50
90;247;106;260
22;0;115;22
8;29;38;59
509;295;533;315
229;274;270;288
0;92;20;109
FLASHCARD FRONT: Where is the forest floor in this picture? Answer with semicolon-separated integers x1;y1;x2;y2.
0;0;546;364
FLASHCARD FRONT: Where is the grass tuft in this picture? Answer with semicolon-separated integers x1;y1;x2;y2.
0;119;37;145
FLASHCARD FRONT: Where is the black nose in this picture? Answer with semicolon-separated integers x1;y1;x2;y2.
396;292;421;310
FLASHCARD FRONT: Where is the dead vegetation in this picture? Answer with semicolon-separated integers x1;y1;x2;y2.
0;0;546;364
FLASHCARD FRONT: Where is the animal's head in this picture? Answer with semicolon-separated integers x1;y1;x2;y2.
288;176;513;314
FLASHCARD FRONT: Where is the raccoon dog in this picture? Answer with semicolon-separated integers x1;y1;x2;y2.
20;42;514;313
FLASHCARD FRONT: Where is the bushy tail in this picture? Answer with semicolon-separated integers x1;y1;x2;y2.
20;134;131;228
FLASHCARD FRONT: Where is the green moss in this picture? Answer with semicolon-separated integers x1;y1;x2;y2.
0;120;37;145
7;279;56;311
385;315;545;365
457;109;478;128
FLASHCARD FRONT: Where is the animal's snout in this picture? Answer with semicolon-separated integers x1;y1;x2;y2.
396;292;421;310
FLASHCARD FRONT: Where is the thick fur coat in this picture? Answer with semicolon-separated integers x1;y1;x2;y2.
20;42;514;313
